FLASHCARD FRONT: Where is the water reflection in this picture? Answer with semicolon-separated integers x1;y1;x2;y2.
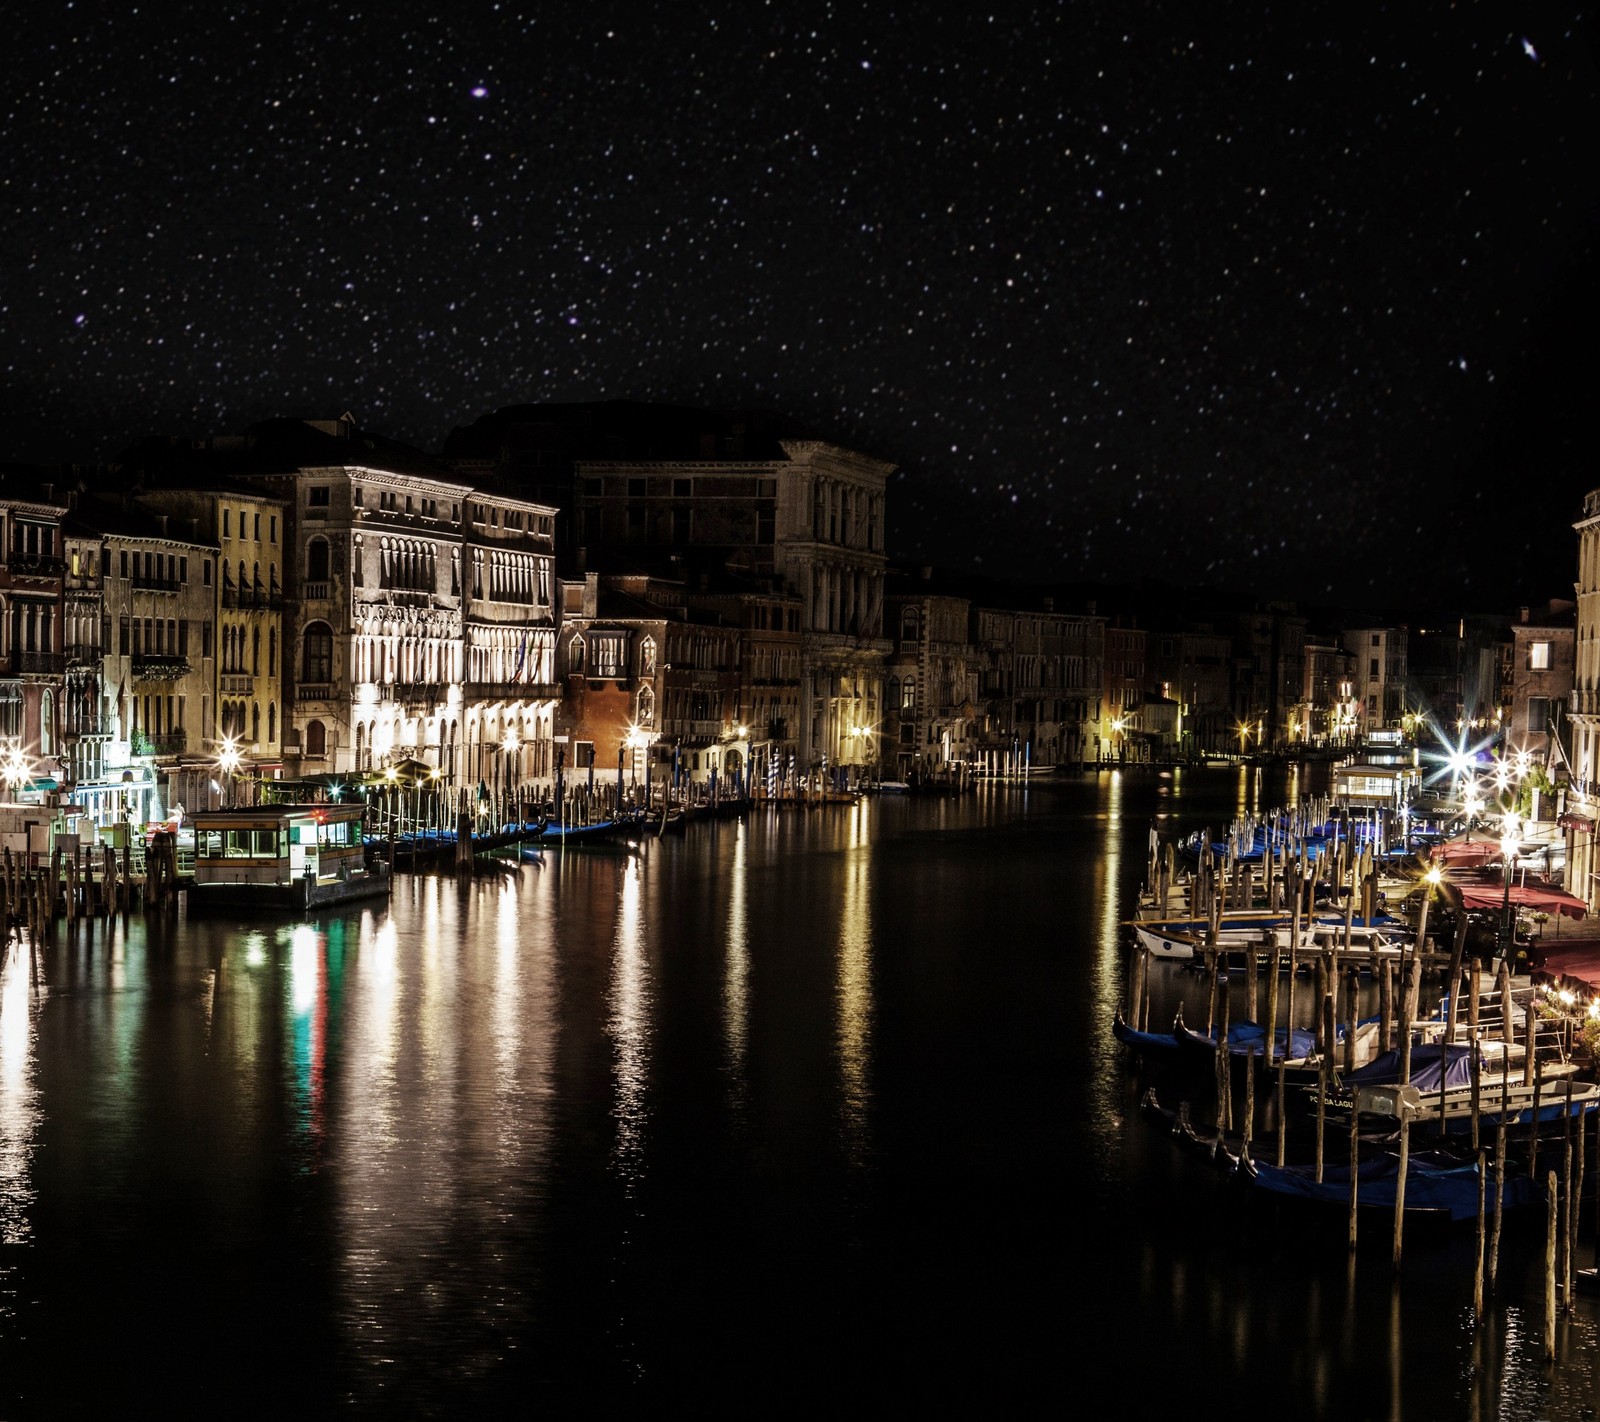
835;816;873;1167
0;943;39;1246
723;820;750;1116
608;854;650;1184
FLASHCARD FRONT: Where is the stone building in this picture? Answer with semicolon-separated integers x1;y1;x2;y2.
442;404;892;778
65;491;219;822
884;570;978;783
0;479;68;792
134;483;291;793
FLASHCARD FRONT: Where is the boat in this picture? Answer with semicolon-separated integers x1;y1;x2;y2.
1332;1072;1600;1137
1243;1147;1543;1225
186;803;391;911
1170;1007;1380;1076
532;811;647;847
1132;915;1409;967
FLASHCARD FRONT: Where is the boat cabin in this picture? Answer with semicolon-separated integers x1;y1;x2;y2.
187;802;388;909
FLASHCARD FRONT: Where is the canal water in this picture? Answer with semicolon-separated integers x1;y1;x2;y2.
1;766;1598;1417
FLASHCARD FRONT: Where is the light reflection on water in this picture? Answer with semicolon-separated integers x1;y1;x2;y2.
0;776;1596;1414
0;942;39;1247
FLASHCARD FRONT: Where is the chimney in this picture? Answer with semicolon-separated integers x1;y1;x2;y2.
1520;606;1530;623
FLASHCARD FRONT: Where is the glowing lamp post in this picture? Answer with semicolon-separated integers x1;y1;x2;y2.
218;736;241;808
501;729;519;826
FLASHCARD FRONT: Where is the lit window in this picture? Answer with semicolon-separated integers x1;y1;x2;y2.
1529;642;1551;670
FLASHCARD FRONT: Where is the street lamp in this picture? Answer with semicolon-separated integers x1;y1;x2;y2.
501;728;519;826
2;740;28;801
218;735;241;808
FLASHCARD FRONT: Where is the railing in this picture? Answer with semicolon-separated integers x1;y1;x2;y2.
397;683;445;707
64;644;102;664
465;681;560;701
6;554;65;577
220;673;253;694
131;574;182;592
302;581;331;600
222;587;284;610
131;732;187;756
17;651;65;673
296;683;333;701
131;655;192;680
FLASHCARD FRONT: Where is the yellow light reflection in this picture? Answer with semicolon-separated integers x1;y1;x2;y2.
609;856;651;1181
0;943;40;1244
836;843;873;1167
723;820;750;1102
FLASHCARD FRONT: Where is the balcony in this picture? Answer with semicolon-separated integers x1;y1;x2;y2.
17;651;65;674
131;574;181;593
64;644;103;665
6;553;65;578
302;581;332;600
397;682;445;708
465;680;560;702
131;655;192;682
296;683;333;702
131;731;187;757
222;586;284;610
220;673;254;694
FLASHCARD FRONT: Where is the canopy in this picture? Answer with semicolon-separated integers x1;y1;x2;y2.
1427;838;1502;868
1447;878;1588;920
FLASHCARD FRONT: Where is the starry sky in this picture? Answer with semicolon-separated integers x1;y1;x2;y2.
4;2;1596;615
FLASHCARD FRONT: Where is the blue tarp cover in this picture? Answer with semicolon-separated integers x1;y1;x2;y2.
1344;1042;1480;1092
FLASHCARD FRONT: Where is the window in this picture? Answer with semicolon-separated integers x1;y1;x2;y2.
307;487;331;507
307;538;330;581
591;633;626;679
302;623;334;683
569;634;585;673
1529;641;1551;670
223;510;231;538
1528;697;1550;734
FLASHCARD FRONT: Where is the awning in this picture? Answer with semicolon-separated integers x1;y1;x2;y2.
1427;838;1502;867
1444;877;1588;920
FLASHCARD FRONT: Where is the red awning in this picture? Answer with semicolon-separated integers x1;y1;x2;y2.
1428;838;1502;867
1448;879;1589;920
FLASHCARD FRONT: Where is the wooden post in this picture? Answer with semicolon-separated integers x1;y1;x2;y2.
1393;1110;1411;1272
1348;1081;1361;1253
1263;942;1281;1069
1474;1148;1487;1321
1343;964;1358;1075
1545;1170;1559;1363
1524;1000;1538;1087
1469;1029;1482;1154
1243;1045;1256;1152
1490;1073;1509;1295
1562;1083;1575;1311
1380;959;1394;1054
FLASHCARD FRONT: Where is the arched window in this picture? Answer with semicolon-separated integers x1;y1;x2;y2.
636;684;655;727
267;703;276;745
251;702;260;743
640;636;657;676
569;634;585;673
305;720;326;757
307;537;330;582
302;622;333;683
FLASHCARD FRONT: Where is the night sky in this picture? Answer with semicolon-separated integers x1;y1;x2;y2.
4;2;1595;614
